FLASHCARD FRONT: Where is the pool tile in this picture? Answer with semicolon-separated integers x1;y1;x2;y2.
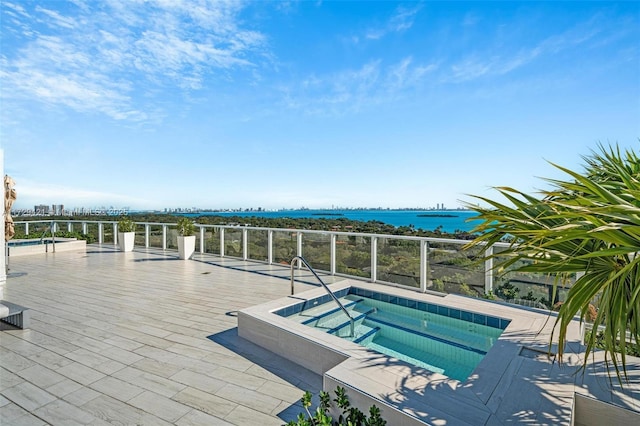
449;309;461;319
417;302;427;312
427;304;438;314
473;313;486;325
437;306;449;317
461;311;473;322
487;316;500;329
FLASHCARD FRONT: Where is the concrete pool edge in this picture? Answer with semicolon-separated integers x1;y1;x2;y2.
8;238;87;256
238;279;637;425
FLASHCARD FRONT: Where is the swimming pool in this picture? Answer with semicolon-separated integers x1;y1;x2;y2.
275;287;509;381
7;238;86;256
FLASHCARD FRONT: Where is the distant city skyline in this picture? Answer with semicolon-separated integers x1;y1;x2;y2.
1;1;638;210
12;202;464;217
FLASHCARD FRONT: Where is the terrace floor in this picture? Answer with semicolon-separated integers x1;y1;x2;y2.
0;245;345;425
1;244;639;425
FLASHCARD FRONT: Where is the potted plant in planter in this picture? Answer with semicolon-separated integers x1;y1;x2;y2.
117;216;136;252
176;217;196;260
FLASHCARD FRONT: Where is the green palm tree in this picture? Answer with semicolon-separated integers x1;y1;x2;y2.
464;144;639;383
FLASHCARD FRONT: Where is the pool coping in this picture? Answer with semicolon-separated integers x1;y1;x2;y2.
238;279;628;425
7;238;87;256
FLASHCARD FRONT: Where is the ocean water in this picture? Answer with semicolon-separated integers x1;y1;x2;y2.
189;209;480;233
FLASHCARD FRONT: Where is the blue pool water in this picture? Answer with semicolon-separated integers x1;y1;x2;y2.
8;239;45;246
276;288;509;381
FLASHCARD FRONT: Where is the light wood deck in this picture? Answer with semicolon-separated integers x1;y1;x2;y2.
1;245;342;425
2;244;639;425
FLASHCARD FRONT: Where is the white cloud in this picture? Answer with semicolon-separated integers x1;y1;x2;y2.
447;13;609;83
0;1;267;122
363;4;422;41
284;57;437;115
35;6;78;29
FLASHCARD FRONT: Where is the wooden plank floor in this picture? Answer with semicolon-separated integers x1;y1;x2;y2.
1;245;339;425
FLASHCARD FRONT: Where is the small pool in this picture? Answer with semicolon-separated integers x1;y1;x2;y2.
275;288;510;381
8;239;46;246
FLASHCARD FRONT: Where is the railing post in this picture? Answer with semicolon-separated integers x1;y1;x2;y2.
199;226;205;254
162;225;167;250
113;222;118;246
296;232;302;260
330;233;336;275
220;228;225;257
242;228;248;260
420;240;429;292
25;222;29;235
98;222;103;244
371;236;378;283
484;246;494;296
82;222;88;235
145;224;150;248
67;222;73;232
268;229;273;264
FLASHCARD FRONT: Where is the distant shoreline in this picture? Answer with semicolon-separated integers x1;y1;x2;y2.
416;214;458;218
311;212;344;216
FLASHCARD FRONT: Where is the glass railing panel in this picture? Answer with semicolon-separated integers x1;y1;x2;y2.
13;222;28;236
134;224;146;246
203;227;220;255
247;229;268;262
428;241;484;296
336;234;371;279
27;221;50;236
148;225;164;248
301;232;330;272
273;230;297;265
492;246;574;309
102;223;115;244
166;227;178;250
224;228;242;258
85;223;99;243
377;237;420;288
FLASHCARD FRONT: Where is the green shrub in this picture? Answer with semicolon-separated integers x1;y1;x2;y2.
176;217;196;236
117;216;136;233
286;386;386;426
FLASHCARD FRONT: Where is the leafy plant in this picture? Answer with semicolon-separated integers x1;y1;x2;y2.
286;386;386;426
465;144;640;384
483;291;496;300
521;291;538;302
495;282;520;300
117;216;136;233
176;217;196;236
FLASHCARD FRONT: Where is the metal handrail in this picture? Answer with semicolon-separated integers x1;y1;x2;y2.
290;255;355;337
39;221;56;252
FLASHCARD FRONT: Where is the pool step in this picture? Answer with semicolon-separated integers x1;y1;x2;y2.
352;325;380;344
325;308;375;335
299;298;365;327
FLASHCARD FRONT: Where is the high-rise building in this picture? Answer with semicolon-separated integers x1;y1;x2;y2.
34;204;49;215
52;204;64;215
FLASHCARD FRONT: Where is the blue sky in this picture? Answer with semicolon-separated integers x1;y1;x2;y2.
1;1;638;211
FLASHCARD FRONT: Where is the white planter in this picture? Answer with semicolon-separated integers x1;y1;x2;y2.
177;235;196;260
118;232;135;252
